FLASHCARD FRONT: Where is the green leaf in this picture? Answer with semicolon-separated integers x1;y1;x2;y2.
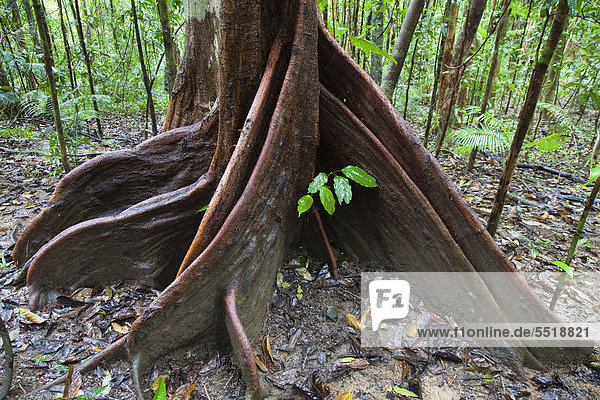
551;261;573;279
342;166;377;187
319;186;336;215
333;176;352;204
297;195;313;216
392;386;418;397
31;354;52;362
526;132;568;152
195;204;209;214
566;0;577;14
584;165;600;186
348;35;396;64
153;378;167;400
308;172;328;194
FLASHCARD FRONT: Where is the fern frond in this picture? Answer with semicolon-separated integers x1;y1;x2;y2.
448;124;511;154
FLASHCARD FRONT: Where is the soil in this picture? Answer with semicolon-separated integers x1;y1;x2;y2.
1;114;600;399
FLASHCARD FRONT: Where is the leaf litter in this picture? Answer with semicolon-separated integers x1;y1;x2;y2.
0;116;599;398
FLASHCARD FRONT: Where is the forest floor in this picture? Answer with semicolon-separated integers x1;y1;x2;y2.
1;114;600;399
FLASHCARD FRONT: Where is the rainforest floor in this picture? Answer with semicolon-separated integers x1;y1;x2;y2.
1;114;600;400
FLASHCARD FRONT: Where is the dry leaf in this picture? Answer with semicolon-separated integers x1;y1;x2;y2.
406;325;418;337
16;307;46;324
296;267;313;281
151;375;169;392
71;287;94;302
333;391;353;400
296;285;303;300
255;353;270;372
359;307;371;327
262;335;273;362
169;383;195;400
348;358;369;369
111;322;129;334
345;314;365;330
63;367;82;399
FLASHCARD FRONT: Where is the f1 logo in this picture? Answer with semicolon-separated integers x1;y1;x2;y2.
369;279;410;331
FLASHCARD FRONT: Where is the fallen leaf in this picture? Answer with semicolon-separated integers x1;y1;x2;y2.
348;358;369;369
345;314;365;330
255;353;270;372
333;391;352;400
296;285;303;300
406;325;418;337
151;375;169;392
16;307;46;324
262;335;273;362
391;386;418;397
111;322;129;334
296;267;313;281
169;383;195;400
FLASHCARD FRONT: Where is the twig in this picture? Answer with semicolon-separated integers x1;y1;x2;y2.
0;316;13;400
312;207;339;279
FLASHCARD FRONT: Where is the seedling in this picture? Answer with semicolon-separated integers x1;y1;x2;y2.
298;165;377;216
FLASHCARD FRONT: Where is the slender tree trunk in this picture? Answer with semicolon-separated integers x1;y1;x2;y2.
156;0;178;92
435;0;488;156
487;0;570;236
380;0;425;101
132;0;157;136
423;0;454;146
31;0;72;173
436;0;460;114
467;0;511;170
20;0;41;49
539;31;567;127
403;33;420;118
57;0;76;89
72;0;103;137
369;0;385;84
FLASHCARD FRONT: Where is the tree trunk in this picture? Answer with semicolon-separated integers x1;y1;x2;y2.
380;0;425;101
156;0;178;92
435;0;488;156
17;1;588;398
487;0;570;236
369;0;384;85
31;0;72;173
72;0;103;138
435;0;459;116
162;0;218;131
467;0;511;171
131;0;157;137
423;0;454;145
20;0;41;50
57;0;76;90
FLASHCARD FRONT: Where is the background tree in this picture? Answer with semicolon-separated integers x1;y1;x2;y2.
31;0;71;173
380;0;425;100
487;0;570;236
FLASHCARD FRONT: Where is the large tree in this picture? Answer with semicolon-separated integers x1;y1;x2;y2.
16;0;587;399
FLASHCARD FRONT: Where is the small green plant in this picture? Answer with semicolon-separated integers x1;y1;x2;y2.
297;165;377;216
0;251;12;269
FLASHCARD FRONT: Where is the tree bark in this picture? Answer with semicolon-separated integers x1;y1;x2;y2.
423;0;454;145
131;0;158;137
369;0;385;85
156;0;178;92
380;0;425;101
20;0;41;49
31;0;72;173
487;0;570;236
162;0;218;131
